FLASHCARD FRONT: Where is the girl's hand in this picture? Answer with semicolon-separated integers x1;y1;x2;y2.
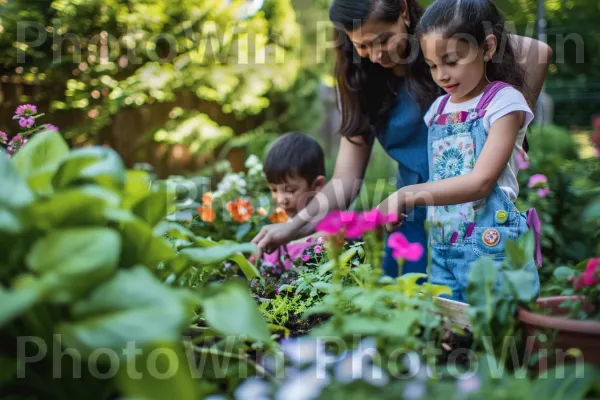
377;193;407;232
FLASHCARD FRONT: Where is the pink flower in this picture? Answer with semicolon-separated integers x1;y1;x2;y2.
574;257;600;290
14;104;37;117
45;124;59;131
388;232;424;262
595;147;600;158
317;237;325;245
528;174;548;189
19;117;35;128
316;210;363;239
314;245;322;254
515;150;529;170
594;116;600;132
537;187;550;197
360;208;398;231
301;254;310;262
0;130;7;144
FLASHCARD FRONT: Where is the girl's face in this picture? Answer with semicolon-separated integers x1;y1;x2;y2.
420;32;491;102
346;11;411;70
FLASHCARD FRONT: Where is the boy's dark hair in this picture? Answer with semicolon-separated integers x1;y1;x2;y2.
263;132;325;184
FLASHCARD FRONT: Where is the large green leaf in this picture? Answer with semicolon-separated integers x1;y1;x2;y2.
118;217;177;268
122;170;151;209
0;286;41;327
0;208;22;234
466;258;498;325
583;197;600;222
22;189;110;230
12;130;69;182
52;147;125;193
26;228;121;302
153;221;195;240
133;190;172;228
58;267;194;356
180;242;256;265
0;151;33;209
228;253;261;280
201;280;272;344
502;269;539;302
116;342;199;400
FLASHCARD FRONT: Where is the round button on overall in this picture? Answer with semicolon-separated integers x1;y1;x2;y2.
495;210;508;224
482;228;500;247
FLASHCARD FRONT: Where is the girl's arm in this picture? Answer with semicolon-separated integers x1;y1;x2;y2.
377;112;524;216
511;35;553;109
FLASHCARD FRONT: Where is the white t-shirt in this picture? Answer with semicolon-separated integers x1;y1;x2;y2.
423;86;534;202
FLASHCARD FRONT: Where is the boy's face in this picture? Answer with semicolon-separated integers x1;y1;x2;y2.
268;174;325;218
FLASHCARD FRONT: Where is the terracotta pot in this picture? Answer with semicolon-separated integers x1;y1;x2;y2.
518;296;600;370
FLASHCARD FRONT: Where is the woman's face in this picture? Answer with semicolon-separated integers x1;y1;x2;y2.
345;12;410;69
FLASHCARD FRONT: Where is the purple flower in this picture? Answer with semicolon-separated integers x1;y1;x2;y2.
316;237;325;245
515;150;529;170
6;135;27;154
527;174;548;189
388;232;424;262
301;254;310;262
537;187;550;197
45;124;59;131
19;117;35;128
314;245;322;254
14;104;37;117
0;130;7;144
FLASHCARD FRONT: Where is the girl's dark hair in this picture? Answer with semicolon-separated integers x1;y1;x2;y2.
329;0;438;141
411;0;530;102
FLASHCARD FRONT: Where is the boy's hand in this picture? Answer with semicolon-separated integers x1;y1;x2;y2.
251;222;298;258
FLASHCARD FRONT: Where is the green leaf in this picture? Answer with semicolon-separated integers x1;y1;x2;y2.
201;280;272;344
52;147;125;193
26;228;121;302
318;248;358;274
12;130;69;182
583;198;600;222
116;342;199;400
0;286;41;327
118;217;177;269
22;189;110;229
228;253;261;280
553;266;576;282
466;258;498;325
235;222;252;241
0;208;22;234
502;269;539;302
0;151;33;209
58;266;194;356
133;190;171;228
153;221;195;240
122;170;151;209
181;243;256;265
532;364;600;399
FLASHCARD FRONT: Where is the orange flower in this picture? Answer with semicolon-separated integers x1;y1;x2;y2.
202;192;213;205
269;207;288;223
197;205;216;223
257;207;268;216
226;198;254;223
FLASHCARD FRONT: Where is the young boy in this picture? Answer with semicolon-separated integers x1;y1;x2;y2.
258;132;327;268
263;132;326;219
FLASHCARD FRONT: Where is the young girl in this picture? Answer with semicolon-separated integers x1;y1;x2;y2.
377;0;541;302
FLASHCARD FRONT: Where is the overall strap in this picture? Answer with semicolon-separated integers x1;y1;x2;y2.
437;94;451;115
475;81;512;111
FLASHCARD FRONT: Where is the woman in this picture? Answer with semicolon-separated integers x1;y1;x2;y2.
252;0;552;277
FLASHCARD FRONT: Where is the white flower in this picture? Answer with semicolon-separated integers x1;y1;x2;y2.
245;154;261;168
403;381;426;400
280;338;325;366
275;367;329;400
334;338;388;386
457;374;481;393
234;377;271;400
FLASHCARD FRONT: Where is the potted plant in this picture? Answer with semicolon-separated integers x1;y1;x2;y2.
518;257;600;369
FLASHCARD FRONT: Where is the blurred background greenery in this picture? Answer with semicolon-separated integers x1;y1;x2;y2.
0;0;598;218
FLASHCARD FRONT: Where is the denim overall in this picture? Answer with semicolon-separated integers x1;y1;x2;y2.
427;81;541;302
377;78;429;277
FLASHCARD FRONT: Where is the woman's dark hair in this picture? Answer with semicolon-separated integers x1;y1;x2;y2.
411;0;529;102
329;0;439;141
